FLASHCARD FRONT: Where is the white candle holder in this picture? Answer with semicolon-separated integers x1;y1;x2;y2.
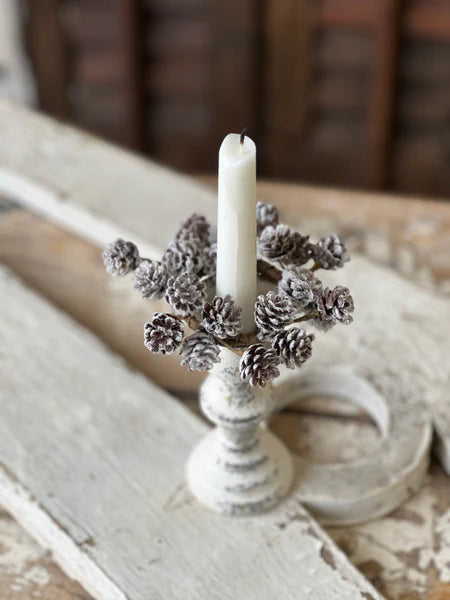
187;349;293;515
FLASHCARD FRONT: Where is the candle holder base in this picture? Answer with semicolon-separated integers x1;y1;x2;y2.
186;427;293;516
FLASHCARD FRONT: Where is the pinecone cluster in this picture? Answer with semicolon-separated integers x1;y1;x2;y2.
279;268;322;310
255;291;295;338
103;239;140;276
180;330;220;371
314;286;354;331
312;234;350;270
258;224;311;269
103;206;355;388
256;201;278;235
144;313;184;355
165;272;207;317
134;260;167;299
240;344;280;387
202;295;242;339
272;328;314;369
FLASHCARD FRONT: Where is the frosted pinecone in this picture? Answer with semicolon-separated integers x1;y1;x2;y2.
239;344;280;387
144;313;184;355
256;202;279;235
258;224;310;267
103;239;140;276
272;327;314;369
162;240;204;276
287;239;314;267
202;295;242;339
133;260;168;299
201;245;217;279
279;268;322;310
165;272;207;317
312;234;350;269
180;330;220;372
313;286;354;331
254;291;295;338
175;213;210;247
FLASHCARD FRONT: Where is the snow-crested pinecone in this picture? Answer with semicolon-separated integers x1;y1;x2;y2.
144;313;184;355
102;239;140;276
239;344;280;387
201;295;242;339
256;201;279;235
258;224;310;267
165;272;207;317
162;240;204;276
180;330;220;371
254;291;295;338
272;327;314;369
312;234;350;269
279;268;322;310
175;213;210;247
133;260;168;299
201;245;217;279
313;285;354;331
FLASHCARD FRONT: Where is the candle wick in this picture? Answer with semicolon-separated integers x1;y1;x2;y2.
239;128;247;146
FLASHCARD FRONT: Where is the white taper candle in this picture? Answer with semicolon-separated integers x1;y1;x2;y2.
216;132;257;333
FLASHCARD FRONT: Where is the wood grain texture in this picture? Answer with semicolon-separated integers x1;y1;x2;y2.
0;265;383;600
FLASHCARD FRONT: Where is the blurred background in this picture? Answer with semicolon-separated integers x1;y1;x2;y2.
3;0;450;197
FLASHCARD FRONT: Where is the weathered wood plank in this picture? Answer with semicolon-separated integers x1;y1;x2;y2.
0;265;383;600
0;101;216;261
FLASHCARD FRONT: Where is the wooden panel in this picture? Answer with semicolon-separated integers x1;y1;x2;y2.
317;0;375;28
116;0;145;150
404;0;450;39
367;0;402;188
315;29;373;72
262;0;313;176
27;0;69;118
211;0;259;141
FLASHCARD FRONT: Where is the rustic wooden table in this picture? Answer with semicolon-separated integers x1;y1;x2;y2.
0;180;449;600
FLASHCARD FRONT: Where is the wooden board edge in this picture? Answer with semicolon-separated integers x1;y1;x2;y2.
0;462;126;600
0;167;161;261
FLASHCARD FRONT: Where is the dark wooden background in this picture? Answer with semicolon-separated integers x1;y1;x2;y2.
25;0;450;198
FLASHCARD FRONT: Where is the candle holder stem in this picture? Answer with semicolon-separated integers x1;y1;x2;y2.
186;349;294;516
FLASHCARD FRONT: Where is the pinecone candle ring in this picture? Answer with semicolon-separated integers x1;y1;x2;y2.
102;206;355;518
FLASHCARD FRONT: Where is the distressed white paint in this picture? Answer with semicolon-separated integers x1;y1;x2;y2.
0;101;215;262
0;266;383;600
187;349;293;515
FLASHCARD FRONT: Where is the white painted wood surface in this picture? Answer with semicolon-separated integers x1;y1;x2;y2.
0;266;383;600
0;101;448;477
0;101;215;262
